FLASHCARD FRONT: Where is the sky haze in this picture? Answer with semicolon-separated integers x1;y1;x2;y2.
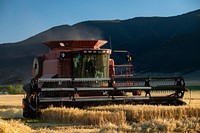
0;0;200;43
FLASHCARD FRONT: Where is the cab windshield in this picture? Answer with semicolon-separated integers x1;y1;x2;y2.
73;53;109;78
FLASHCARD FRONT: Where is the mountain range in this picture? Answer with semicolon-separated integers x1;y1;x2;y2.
0;9;200;84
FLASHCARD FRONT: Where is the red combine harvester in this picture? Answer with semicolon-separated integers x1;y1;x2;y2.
23;40;187;118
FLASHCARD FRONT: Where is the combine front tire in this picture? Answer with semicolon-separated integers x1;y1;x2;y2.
22;98;39;118
22;98;29;118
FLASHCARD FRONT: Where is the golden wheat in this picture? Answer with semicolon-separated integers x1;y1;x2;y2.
99;118;200;133
0;119;32;133
0;94;23;119
0;108;23;118
0;95;24;108
89;104;200;122
1;117;199;133
0;91;199;132
41;107;126;126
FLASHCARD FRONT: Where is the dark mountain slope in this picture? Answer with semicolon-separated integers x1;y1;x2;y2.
74;10;200;73
0;9;200;84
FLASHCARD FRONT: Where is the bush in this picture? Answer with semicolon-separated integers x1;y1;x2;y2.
0;85;25;94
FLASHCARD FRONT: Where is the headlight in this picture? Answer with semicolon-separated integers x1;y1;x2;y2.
60;52;65;58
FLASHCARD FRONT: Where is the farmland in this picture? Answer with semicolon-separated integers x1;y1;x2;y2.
0;87;200;133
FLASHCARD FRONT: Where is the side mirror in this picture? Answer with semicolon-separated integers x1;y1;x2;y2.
59;52;65;61
126;55;132;62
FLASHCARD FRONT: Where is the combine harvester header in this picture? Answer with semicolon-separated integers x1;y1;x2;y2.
22;40;187;118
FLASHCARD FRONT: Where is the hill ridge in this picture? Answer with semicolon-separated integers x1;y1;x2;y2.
0;9;200;84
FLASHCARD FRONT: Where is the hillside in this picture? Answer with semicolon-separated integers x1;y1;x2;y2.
0;9;200;84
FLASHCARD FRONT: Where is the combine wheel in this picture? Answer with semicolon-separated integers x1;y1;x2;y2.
22;98;39;118
22;98;29;118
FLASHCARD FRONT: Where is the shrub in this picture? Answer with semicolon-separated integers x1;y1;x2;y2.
0;85;24;94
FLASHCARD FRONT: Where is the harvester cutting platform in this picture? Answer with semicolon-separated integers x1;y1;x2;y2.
23;40;187;118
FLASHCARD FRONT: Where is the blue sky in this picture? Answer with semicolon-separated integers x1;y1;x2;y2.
0;0;200;43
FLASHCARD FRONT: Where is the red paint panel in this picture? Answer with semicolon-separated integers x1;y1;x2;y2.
42;59;59;77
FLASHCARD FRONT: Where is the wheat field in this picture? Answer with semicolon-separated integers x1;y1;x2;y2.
0;90;200;132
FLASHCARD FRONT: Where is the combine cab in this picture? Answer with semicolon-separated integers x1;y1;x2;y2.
22;40;187;118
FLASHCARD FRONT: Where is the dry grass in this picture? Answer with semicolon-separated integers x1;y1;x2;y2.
41;107;126;126
0;108;23;118
99;118;200;133
0;118;99;133
0;95;24;108
89;104;200;122
0;119;32;133
1;118;199;133
0;95;23;119
0;91;200;132
39;91;200;125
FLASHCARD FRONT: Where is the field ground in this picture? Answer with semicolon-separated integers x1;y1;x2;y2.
0;94;24;108
0;88;200;133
